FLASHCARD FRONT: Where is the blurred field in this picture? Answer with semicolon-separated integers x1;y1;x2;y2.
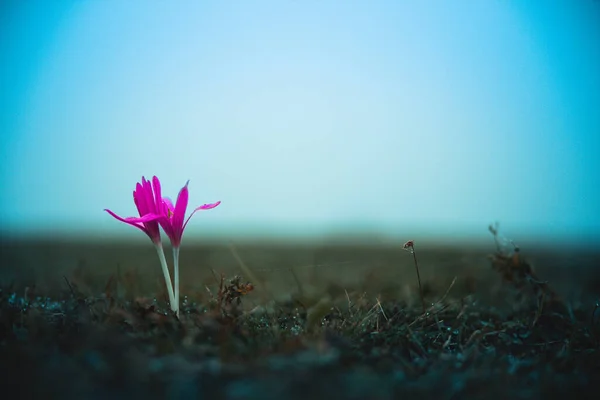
1;236;600;399
2;237;599;306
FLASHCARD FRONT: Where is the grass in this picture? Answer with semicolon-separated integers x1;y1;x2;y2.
1;229;599;399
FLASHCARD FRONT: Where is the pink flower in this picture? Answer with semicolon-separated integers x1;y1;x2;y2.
105;176;220;318
104;176;164;243
159;180;221;248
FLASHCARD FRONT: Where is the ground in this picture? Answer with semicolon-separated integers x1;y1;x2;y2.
1;236;599;399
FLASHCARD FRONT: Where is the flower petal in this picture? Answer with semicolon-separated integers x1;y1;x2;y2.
172;181;190;230
126;213;163;223
134;182;150;216
152;176;162;214
196;201;221;211
157;198;176;243
182;201;221;232
105;208;149;235
162;197;175;213
142;177;158;214
159;220;176;244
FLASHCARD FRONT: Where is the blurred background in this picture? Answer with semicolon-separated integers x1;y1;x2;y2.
1;0;599;249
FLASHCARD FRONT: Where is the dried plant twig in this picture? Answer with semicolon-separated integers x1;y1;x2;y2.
403;240;426;313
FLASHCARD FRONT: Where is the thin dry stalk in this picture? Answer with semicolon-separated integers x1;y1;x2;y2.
403;240;426;312
407;276;457;328
531;291;546;328
345;289;354;318
228;242;274;302
289;267;304;296
375;297;389;321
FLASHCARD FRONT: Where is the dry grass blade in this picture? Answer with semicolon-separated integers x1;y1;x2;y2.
408;276;457;328
228;241;273;302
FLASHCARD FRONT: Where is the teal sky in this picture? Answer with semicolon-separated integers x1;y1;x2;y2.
1;1;599;245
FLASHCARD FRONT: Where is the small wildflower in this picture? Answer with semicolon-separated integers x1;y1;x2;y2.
157;179;220;317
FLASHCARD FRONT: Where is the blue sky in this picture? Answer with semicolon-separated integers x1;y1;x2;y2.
1;0;599;245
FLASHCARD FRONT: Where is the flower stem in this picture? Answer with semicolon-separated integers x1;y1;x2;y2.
154;242;176;313
173;246;180;318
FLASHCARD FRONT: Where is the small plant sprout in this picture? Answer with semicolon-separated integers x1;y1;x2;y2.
104;176;176;312
403;240;426;313
158;180;221;317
